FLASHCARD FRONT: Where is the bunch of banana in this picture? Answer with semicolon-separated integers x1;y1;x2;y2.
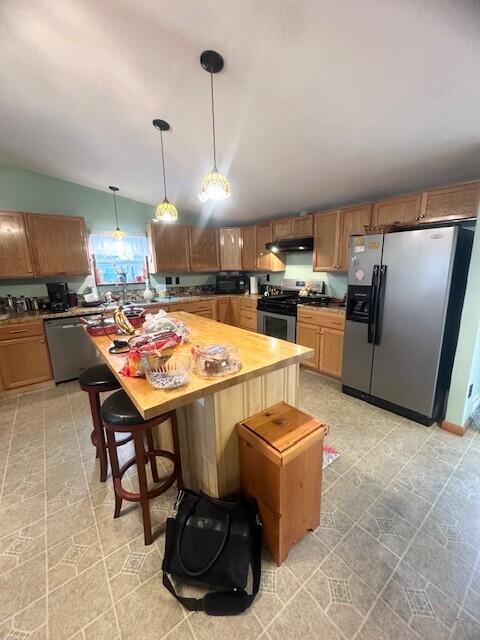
113;306;135;335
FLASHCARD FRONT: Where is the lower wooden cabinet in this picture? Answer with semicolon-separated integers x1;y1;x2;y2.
216;298;231;324
230;298;241;327
296;310;345;378
295;322;320;369
319;327;344;378
239;298;258;332
168;300;217;320
0;322;52;390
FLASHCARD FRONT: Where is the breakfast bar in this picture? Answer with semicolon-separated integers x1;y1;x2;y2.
89;311;313;496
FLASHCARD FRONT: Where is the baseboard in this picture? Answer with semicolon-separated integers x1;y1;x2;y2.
440;419;469;437
0;380;55;398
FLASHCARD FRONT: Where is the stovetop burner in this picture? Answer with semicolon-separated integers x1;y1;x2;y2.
257;291;332;316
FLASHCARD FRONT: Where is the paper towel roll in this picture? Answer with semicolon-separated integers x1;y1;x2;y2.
249;276;258;294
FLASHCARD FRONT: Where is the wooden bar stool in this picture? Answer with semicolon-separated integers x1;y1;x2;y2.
101;389;183;545
79;364;121;482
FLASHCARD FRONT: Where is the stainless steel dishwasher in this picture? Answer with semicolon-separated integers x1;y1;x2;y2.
45;317;103;382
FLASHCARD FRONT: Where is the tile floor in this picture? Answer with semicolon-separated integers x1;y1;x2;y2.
0;370;479;640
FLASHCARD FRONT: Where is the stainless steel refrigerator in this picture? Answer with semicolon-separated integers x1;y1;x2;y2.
341;225;473;425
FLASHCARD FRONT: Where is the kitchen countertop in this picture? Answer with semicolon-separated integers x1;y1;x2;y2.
297;303;346;315
0;294;262;326
89;310;312;419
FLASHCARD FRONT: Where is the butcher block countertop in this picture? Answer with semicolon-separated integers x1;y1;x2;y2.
89;311;313;420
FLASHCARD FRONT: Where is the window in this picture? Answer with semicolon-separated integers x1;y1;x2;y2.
89;232;148;285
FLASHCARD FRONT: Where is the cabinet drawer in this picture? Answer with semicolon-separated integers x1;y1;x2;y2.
239;310;257;331
0;321;44;341
297;308;345;330
239;298;257;313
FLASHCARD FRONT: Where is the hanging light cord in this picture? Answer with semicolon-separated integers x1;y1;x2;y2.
160;129;168;200
210;72;217;169
113;190;120;228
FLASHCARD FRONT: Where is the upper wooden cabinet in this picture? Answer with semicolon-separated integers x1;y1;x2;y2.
337;204;373;271
189;227;220;272
372;194;422;226
0;212;34;278
419;182;480;223
313;210;340;272
219;228;243;271
256;223;286;272
256;223;273;271
272;215;313;240
242;226;257;271
26;213;89;276
292;215;313;238
148;223;190;272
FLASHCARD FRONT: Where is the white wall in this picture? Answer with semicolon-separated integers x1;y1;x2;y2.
446;223;480;425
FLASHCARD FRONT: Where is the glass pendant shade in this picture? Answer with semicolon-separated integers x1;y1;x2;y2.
154;198;179;222
199;167;231;202
112;227;126;240
199;51;231;203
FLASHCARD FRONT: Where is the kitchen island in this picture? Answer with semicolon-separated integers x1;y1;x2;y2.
89;311;313;496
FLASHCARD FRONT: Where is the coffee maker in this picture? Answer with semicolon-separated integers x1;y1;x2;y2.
47;282;69;312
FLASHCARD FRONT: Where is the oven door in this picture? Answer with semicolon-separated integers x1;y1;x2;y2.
257;310;296;342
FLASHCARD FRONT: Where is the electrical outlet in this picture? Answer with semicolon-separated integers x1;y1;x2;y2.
165;276;172;285
468;384;473;399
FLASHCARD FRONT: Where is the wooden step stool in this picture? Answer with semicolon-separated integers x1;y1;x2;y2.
237;402;327;565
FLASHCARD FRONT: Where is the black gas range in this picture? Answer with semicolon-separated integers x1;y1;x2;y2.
257;292;332;317
256;286;332;342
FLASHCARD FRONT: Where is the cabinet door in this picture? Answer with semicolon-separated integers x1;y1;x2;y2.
372;194;421;226
230;298;240;326
148;223;190;272
291;215;313;238
337;204;373;271
272;219;292;240
256;223;273;270
26;214;90;276
189;227;220;271
242;226;257;271
0;335;52;389
217;299;231;324
313;210;340;272
420;182;480;222
319;328;344;378
0;211;34;278
219;228;242;270
296;322;320;369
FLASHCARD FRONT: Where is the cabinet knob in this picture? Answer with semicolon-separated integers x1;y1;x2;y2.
415;216;420;221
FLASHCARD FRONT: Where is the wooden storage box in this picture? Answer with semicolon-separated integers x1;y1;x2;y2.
237;402;327;565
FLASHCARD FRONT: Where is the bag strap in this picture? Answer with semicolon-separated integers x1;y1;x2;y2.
176;510;231;577
163;520;262;616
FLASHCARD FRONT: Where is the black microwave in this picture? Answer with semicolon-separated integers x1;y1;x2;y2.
216;274;247;294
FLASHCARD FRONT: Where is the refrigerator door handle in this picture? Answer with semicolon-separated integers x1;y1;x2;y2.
368;265;380;344
374;265;387;345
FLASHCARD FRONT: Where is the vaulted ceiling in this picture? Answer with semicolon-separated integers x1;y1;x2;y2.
1;0;479;223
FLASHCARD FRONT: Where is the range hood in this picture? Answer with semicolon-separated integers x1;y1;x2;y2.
265;236;314;253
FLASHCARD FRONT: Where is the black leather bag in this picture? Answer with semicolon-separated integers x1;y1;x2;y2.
162;489;262;616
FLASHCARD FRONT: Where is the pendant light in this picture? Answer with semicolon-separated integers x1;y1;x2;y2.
109;186;126;240
152;119;178;223
199;50;231;202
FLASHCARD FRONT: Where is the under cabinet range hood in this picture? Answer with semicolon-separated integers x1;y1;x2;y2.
265;236;314;253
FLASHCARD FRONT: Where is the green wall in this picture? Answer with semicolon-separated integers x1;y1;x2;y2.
0;162;348;298
0;162;214;295
446;222;480;425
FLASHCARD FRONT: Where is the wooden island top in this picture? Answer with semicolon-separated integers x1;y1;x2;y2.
90;311;313;419
90;312;313;496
